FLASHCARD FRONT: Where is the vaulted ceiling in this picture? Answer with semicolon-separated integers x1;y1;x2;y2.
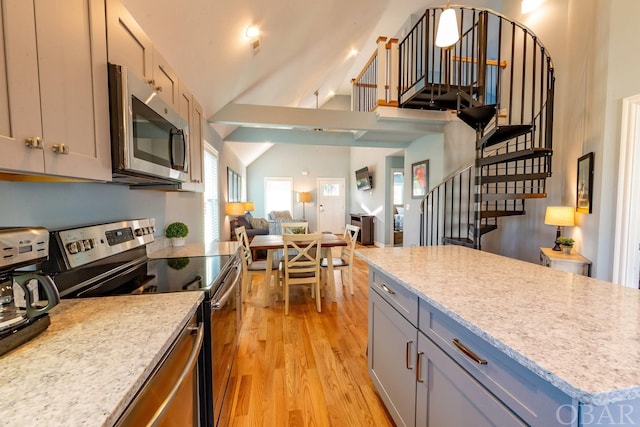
121;0;502;162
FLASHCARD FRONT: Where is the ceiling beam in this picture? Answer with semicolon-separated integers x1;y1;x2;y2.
223;127;414;148
210;103;451;134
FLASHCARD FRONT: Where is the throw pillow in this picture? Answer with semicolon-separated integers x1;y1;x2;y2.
250;218;269;230
236;215;252;229
244;212;254;224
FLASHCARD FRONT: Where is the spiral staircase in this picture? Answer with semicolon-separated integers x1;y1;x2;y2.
395;7;555;249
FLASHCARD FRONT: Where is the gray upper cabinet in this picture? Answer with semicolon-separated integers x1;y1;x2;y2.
0;0;111;180
106;0;179;112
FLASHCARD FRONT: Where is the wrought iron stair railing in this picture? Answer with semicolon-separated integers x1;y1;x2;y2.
402;7;556;249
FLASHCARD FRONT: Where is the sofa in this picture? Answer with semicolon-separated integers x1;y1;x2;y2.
232;212;270;239
267;210;307;235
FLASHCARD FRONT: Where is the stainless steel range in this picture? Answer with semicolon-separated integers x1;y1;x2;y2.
41;218;241;427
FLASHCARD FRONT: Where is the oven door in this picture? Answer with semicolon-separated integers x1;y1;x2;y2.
210;259;242;426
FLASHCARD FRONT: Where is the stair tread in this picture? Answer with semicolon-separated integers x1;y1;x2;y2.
478;124;533;149
476;148;552;166
442;237;475;248
480;210;526;218
479;193;547;201
478;172;550;184
458;104;497;130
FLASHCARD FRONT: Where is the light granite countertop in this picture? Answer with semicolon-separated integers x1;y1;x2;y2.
147;241;239;258
356;245;640;406
0;292;204;427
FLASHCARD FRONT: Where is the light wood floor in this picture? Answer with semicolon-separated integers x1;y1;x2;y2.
224;248;394;427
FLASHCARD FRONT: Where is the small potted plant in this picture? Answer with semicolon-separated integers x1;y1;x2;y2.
165;222;189;247
557;236;574;255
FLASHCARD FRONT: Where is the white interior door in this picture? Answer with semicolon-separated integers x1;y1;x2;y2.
317;178;345;233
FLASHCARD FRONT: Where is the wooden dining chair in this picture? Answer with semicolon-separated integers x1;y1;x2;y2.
320;224;359;295
280;222;309;234
280;232;323;315
235;226;279;301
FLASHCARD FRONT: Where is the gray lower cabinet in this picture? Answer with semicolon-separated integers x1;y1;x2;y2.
415;331;526;426
367;266;578;427
368;285;416;426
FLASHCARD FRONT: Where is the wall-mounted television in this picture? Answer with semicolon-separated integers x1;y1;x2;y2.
355;167;373;191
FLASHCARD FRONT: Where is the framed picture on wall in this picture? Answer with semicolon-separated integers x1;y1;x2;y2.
411;160;429;199
576;152;594;214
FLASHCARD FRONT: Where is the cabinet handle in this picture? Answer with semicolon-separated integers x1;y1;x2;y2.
380;283;395;295
148;79;156;86
155;86;163;92
405;340;413;369
452;338;487;365
25;137;43;149
52;144;70;155
416;351;424;383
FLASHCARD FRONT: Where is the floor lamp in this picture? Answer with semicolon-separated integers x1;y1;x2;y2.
298;192;312;220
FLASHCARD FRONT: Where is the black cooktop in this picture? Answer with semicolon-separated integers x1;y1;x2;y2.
52;254;233;299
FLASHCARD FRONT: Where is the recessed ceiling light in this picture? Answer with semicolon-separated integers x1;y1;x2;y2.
245;25;260;40
348;48;358;58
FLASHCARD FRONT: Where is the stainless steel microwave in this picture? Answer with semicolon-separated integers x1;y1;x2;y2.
108;63;189;186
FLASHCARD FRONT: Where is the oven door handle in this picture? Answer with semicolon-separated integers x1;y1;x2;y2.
148;322;204;426
211;264;241;310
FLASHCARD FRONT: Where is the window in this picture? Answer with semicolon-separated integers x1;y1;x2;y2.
227;168;241;202
393;171;404;205
264;177;293;216
204;143;219;244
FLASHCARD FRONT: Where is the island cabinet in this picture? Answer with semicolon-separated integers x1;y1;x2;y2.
368;268;418;426
368;266;574;427
0;0;111;181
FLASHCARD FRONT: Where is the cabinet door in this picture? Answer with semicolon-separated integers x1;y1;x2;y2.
35;0;111;181
189;98;204;189
106;0;153;81
416;332;526;427
152;49;180;111
0;0;45;173
368;287;416;427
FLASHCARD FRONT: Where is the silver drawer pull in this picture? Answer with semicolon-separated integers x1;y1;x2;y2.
405;340;413;370
452;338;487;365
52;143;70;154
380;283;395;295
416;351;424;383
25;137;43;149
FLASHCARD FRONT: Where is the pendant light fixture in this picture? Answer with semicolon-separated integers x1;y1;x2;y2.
435;2;460;49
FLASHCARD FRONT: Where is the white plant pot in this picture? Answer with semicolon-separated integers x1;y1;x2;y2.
171;237;186;247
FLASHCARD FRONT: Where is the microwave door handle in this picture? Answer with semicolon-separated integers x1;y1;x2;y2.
169;129;187;171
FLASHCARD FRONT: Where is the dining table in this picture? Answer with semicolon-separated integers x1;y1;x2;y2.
249;233;348;307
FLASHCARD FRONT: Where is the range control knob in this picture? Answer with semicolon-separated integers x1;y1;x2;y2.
83;239;93;250
134;228;144;236
67;241;79;254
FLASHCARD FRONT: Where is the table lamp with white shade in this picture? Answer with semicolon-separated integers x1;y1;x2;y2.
544;206;575;251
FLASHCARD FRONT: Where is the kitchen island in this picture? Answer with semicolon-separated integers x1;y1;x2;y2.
357;246;640;426
0;292;203;427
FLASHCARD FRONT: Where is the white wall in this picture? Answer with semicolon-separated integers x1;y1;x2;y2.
350;146;399;246
402;134;445;246
246;143;351;232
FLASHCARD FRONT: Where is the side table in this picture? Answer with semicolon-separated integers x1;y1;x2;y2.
539;247;592;276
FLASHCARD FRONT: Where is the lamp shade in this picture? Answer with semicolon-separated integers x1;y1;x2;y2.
225;202;245;216
544;206;575;226
244;201;255;212
435;8;460;48
297;192;312;203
